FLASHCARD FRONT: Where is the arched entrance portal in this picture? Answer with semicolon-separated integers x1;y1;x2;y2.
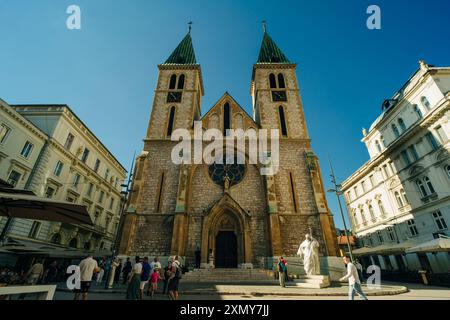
201;194;253;269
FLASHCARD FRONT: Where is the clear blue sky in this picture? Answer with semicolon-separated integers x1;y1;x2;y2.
1;0;449;230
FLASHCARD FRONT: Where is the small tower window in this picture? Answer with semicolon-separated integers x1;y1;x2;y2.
156;172;165;213
177;75;185;90
269;74;277;89
375;140;382;153
224;103;231;136
169;74;177;90
414;104;423;119
392;124;400;138
278;106;288;137
421;96;431;110
167;107;176;137
278;74;286;88
289;172;298;212
398;118;407;131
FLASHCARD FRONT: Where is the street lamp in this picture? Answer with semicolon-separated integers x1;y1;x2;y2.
327;159;355;263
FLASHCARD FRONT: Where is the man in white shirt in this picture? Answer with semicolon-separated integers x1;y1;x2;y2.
74;255;99;300
339;256;368;300
150;257;162;272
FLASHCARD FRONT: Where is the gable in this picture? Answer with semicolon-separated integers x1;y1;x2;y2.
201;92;259;131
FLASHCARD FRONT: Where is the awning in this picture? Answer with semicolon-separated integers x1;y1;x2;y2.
352;239;419;256
406;236;450;254
0;188;93;225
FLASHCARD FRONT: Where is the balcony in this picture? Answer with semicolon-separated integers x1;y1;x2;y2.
421;192;438;204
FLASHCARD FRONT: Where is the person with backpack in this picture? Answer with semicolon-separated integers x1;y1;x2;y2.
168;256;182;300
277;257;287;288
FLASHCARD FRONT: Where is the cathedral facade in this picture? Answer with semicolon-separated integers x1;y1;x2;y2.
119;28;339;269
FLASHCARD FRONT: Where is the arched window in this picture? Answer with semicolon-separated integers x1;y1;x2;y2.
368;205;376;220
421;96;431;110
392;124;400;138
401;189;408;204
398;118;407;131
360;209;367;223
277;73;286;88
395;191;404;208
353;210;359;226
156;172;165;213
378;200;386;217
375;140;382;153
278;106;288;137
100;241;105;250
380;135;386;147
269;74;277;89
167;107;176;137
84;241;92;250
68;238;78;248
169;74;177;90
414;104;423;119
424;176;435;194
177;74;185;90
416;179;428;197
223;103;231;136
50;233;61;245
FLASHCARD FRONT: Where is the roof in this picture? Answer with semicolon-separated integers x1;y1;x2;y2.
164;32;197;65
257;31;290;64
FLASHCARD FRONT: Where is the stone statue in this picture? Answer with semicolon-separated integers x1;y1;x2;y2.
223;174;231;192
297;233;320;276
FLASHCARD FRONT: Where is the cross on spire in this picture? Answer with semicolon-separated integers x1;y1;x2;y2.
262;20;267;33
188;21;193;34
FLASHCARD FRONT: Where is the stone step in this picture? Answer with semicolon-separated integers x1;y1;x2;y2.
292;275;331;289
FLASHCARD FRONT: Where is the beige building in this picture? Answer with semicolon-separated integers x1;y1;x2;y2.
119;29;339;270
342;62;450;276
0;99;126;265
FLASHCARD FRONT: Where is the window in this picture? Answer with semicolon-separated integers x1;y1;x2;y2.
7;170;21;187
360;209;367;223
416;179;428;197
401;189;408;205
377;230;384;244
433;211;448;230
289;172;298;212
72;174;81;188
28;222;41;239
94;159;101;173
407;219;419;236
169;74;177;90
45;186;56;199
421;96;431;110
353;210;359;226
361;180;367;193
398;118;407;131
269;74;277;89
369;175;375;187
21;141;34;158
51;233;61;245
387;227;396;242
435;126;447;144
64;133;74;150
392;124;400;138
98;191;105;203
86;183;94;197
382;164;390;178
413;105;423;119
424;176;435;194
388;161;396;175
368;205;375;220
375;140;382;153
353;186;359;197
177;74;185;90
0;124;11;143
167;106;176;137
69;238;78;248
395;191;404;208
401;150;411;166
278;106;288;137
278;74;286;88
223;103;231;136
156;172;165;213
408;145;419;161
380;135;386;147
105;168;110;180
109;198;115;210
425;132;440;150
81;148;90;163
378;200;386;217
54;161;64;177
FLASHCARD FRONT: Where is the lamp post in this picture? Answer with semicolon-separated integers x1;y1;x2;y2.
104;153;135;289
327;159;355;263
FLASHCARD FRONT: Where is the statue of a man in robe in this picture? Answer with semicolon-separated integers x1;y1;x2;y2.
297;234;321;276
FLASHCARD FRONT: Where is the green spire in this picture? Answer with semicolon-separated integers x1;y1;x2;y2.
164;32;197;65
257;30;290;64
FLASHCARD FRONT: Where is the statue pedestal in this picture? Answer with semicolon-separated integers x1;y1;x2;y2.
292;275;330;289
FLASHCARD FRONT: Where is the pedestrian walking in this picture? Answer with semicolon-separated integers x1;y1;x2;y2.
277;257;286;288
114;260;122;284
149;269;160;298
354;259;365;283
339;256;368;300
26;259;44;285
168;256;182;300
140;257;151;299
163;261;172;295
281;256;289;282
44;261;58;284
74;255;100;301
126;256;142;300
122;257;132;285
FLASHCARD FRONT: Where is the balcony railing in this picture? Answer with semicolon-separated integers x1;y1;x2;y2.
421;192;438;204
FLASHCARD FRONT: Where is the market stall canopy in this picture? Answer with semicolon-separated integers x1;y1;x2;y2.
352;239;419;256
0;187;93;225
406;236;450;254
